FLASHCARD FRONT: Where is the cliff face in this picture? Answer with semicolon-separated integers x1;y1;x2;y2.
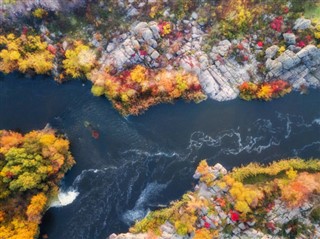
110;159;320;239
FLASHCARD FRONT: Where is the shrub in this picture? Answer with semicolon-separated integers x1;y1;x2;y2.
239;80;291;101
310;205;320;222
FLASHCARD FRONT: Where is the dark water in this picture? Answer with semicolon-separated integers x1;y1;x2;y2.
0;73;320;239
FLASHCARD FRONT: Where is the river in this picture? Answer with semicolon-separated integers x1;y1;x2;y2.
0;73;319;239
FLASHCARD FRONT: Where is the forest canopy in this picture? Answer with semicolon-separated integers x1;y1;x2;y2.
0;129;75;239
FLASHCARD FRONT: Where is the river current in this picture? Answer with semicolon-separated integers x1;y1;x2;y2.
0;74;319;239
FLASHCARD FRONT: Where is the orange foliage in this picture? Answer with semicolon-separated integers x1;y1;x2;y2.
280;172;320;207
256;84;273;100
0;218;38;239
194;228;214;239
88;65;206;115
0;131;23;154
0;129;74;239
239;80;291;101
26;193;47;223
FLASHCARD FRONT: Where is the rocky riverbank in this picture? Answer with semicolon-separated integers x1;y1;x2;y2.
109;159;320;239
1;0;320;114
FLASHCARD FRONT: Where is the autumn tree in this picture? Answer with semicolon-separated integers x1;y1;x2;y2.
62;41;96;78
0;34;54;75
0;129;75;239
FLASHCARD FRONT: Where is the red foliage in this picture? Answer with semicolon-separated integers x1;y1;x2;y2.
139;50;147;56
305;35;313;43
47;44;57;55
297;41;306;48
204;222;210;229
242;55;249;61
22;26;29;35
257;41;264;47
230;210;239;222
5;171;14;179
192;84;202;91
270;16;283;32
237;44;244;50
239;82;249;90
266;202;275;212
121;70;131;79
266;222;276;231
283;6;289;14
269;80;290;94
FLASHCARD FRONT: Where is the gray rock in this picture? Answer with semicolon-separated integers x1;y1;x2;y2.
191;12;198;20
127;7;138;16
133;22;149;33
238;223;246;230
131;39;140;50
282;55;301;70
166;53;173;60
147;39;158;48
149;25;160;39
142;29;154;41
151;50;160;60
283;33;296;45
107;43;116;52
216;40;232;56
293;18;312;30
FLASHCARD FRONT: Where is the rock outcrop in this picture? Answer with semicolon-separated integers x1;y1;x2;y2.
94;19;264;102
95;18;320;102
266;45;320;89
97;21;162;72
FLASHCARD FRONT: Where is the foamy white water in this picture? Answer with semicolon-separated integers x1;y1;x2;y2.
50;189;79;207
313;118;320;125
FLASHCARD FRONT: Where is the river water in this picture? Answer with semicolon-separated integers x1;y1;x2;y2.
0;73;319;239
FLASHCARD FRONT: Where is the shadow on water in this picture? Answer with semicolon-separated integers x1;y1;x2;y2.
0;73;319;238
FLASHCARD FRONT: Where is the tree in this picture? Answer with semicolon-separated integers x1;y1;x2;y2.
27;193;47;223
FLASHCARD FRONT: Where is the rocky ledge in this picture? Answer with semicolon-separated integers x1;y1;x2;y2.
94;17;320;102
266;45;320;89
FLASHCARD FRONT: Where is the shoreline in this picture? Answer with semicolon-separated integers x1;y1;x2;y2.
1;1;319;115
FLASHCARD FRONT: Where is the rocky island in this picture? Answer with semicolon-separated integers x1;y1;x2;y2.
111;159;320;239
